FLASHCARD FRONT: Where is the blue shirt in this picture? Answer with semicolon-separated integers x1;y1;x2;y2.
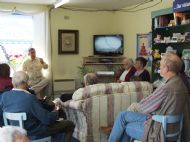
0;90;58;139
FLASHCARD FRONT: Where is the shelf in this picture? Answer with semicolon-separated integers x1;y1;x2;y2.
83;56;124;66
153;41;190;45
154;23;190;30
151;9;190;82
83;63;123;65
83;56;125;59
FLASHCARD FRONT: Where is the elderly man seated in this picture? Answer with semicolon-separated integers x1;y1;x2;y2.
60;72;98;102
0;71;75;142
108;52;189;142
83;73;98;86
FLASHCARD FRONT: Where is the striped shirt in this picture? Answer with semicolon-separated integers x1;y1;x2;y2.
139;85;168;114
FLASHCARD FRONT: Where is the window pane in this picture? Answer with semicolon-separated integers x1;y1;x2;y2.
0;14;33;72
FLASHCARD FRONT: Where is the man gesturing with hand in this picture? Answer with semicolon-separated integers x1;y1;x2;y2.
22;48;49;98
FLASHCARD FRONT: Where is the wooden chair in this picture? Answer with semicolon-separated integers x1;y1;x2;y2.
132;114;183;142
152;114;183;142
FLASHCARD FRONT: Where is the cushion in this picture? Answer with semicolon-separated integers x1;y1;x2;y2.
72;83;123;101
121;81;153;93
72;83;106;101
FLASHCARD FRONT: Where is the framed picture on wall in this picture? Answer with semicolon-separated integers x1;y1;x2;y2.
58;29;79;54
136;32;152;66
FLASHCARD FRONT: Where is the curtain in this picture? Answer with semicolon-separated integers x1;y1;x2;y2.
33;10;53;96
0;5;53;96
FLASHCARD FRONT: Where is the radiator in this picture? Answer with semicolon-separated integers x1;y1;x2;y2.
53;79;75;96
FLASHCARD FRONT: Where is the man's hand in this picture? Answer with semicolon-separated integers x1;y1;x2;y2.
39;58;44;64
58;108;67;119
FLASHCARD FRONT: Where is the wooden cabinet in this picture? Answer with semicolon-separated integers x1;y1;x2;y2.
82;56;125;83
83;56;125;65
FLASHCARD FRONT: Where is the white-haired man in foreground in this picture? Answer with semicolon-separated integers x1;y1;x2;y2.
0;71;75;142
0;126;29;142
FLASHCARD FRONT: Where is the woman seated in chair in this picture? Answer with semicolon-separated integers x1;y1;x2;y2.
0;63;12;94
116;58;136;82
0;64;55;112
130;57;150;82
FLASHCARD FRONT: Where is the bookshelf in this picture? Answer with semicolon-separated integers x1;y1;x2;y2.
151;8;190;82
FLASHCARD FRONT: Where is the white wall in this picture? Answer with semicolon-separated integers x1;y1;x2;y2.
50;8;116;80
0;1;174;86
50;1;173;84
112;0;173;59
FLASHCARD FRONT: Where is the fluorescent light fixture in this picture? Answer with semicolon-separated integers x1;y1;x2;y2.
54;0;69;8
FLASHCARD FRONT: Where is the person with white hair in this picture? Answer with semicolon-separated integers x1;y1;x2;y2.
60;73;98;102
108;52;189;142
0;126;29;142
0;71;75;142
83;73;98;86
116;58;136;82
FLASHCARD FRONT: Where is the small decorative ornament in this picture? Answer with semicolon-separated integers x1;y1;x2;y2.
181;16;186;25
153;49;161;59
154;34;161;43
166;46;176;53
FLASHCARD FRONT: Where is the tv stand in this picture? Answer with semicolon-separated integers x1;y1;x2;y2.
83;56;125;65
83;56;125;83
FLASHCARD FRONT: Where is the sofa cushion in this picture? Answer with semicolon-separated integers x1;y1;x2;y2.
63;99;84;110
72;83;123;101
121;81;153;93
72;82;152;101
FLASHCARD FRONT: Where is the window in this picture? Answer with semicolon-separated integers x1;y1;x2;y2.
0;14;33;72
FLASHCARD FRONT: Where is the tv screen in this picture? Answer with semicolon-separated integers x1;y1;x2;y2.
93;34;124;56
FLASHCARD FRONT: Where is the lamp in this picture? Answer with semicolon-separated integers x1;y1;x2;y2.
54;0;69;8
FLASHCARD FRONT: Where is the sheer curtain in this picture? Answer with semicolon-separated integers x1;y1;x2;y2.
33;10;52;96
0;6;53;96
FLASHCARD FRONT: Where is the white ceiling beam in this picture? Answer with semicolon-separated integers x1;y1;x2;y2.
54;0;69;8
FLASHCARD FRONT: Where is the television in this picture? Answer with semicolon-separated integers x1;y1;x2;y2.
93;34;124;56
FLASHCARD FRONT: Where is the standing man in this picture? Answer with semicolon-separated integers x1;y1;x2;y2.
22;48;48;98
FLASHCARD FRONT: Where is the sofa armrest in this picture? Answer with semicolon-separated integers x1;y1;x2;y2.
64;93;148;142
64;107;87;142
63;99;84;110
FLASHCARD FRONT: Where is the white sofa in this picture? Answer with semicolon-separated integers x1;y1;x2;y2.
63;81;153;142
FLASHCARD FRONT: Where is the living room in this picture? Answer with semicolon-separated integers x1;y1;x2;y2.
1;0;190;142
1;0;172;90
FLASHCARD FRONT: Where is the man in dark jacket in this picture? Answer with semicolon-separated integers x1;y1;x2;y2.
0;71;75;142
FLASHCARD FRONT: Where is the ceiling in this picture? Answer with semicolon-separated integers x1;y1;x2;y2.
0;0;150;10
